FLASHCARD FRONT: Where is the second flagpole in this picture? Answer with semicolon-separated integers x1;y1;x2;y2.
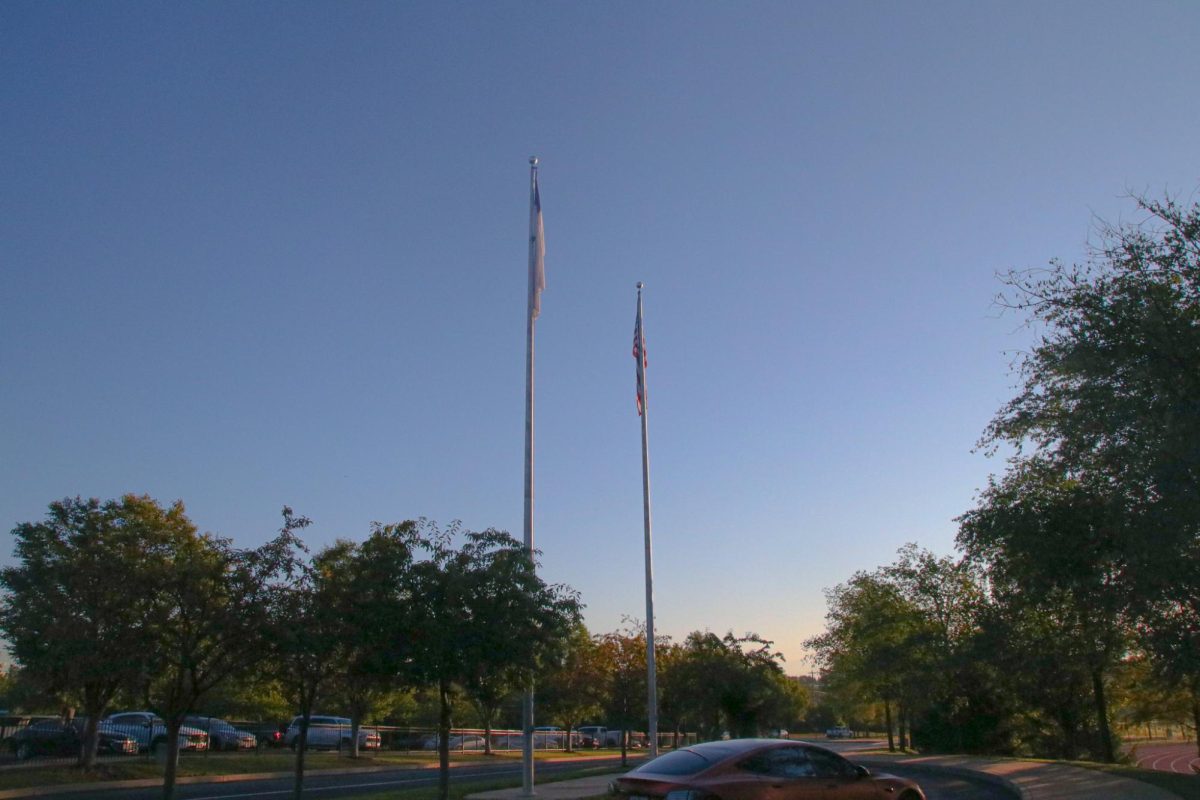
635;283;659;759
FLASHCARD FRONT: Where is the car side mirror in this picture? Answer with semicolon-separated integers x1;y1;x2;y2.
854;765;871;779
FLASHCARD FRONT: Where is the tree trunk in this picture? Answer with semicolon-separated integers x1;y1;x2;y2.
1058;707;1078;761
79;711;100;769
161;720;182;800
620;728;628;767
1091;665;1116;763
293;713;311;800
483;713;494;756
1191;688;1200;759
350;717;360;759
438;680;451;800
79;690;107;769
884;698;895;753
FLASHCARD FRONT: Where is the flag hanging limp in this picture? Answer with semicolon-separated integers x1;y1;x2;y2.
528;170;546;320
633;310;647;415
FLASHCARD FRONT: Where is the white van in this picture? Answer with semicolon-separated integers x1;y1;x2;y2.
284;716;381;750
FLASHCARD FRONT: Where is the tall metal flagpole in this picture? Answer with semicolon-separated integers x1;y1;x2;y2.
635;283;659;759
521;156;543;798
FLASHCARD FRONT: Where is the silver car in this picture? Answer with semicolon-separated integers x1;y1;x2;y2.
184;717;257;751
103;711;209;753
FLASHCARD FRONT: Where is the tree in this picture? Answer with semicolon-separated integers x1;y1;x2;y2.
409;523;580;800
261;508;346;800
322;522;422;758
959;462;1130;761
982;192;1200;747
1;497;182;768
133;500;302;800
537;624;607;750
597;623;648;765
807;570;931;751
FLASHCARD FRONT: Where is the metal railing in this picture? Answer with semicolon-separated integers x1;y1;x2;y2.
0;717;697;770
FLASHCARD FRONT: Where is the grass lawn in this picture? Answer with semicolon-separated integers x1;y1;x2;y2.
0;749;624;792
349;762;624;800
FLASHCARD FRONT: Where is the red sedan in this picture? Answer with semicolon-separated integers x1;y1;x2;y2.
611;738;926;800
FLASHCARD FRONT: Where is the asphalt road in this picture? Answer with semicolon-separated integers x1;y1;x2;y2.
24;751;1015;800
870;763;1015;800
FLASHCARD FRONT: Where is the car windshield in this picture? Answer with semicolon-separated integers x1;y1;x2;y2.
630;749;714;776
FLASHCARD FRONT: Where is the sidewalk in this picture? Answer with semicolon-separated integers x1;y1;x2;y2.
468;773;615;800
467;755;1184;800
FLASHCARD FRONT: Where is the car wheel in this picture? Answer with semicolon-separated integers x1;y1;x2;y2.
150;737;166;756
16;742;32;761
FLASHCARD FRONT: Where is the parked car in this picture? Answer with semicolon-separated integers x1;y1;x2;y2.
611;739;925;800
10;718;138;760
238;722;286;747
421;733;489;751
576;725;606;748
103;712;208;753
825;726;853;739
284;716;380;751
578;725;630;748
183;717;257;751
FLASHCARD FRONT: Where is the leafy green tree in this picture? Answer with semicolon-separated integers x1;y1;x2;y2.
982;193;1200;748
881;545;990;753
410;523;580;800
198;672;291;722
959;462;1130;761
2;497;184;768
597;623;648;765
807;570;931;751
133;501;302;800
537;624;608;750
321;522;422;757
261;508;346;800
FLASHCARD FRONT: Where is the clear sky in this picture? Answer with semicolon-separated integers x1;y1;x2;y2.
3;1;1198;670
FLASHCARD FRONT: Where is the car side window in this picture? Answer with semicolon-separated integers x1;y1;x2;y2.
804;748;856;778
739;747;816;778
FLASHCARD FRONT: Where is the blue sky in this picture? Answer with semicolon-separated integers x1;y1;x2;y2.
3;1;1198;668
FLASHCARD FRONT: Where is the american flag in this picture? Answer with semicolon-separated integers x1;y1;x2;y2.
528;171;545;320
633;312;647;415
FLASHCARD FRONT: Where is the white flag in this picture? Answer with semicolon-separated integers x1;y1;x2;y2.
528;171;546;319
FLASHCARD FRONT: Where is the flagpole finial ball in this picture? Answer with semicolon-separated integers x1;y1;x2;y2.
529;156;538;166
637;281;644;290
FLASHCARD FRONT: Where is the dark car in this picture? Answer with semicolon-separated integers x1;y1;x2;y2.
10;718;138;761
611;738;926;800
183;717;257;751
